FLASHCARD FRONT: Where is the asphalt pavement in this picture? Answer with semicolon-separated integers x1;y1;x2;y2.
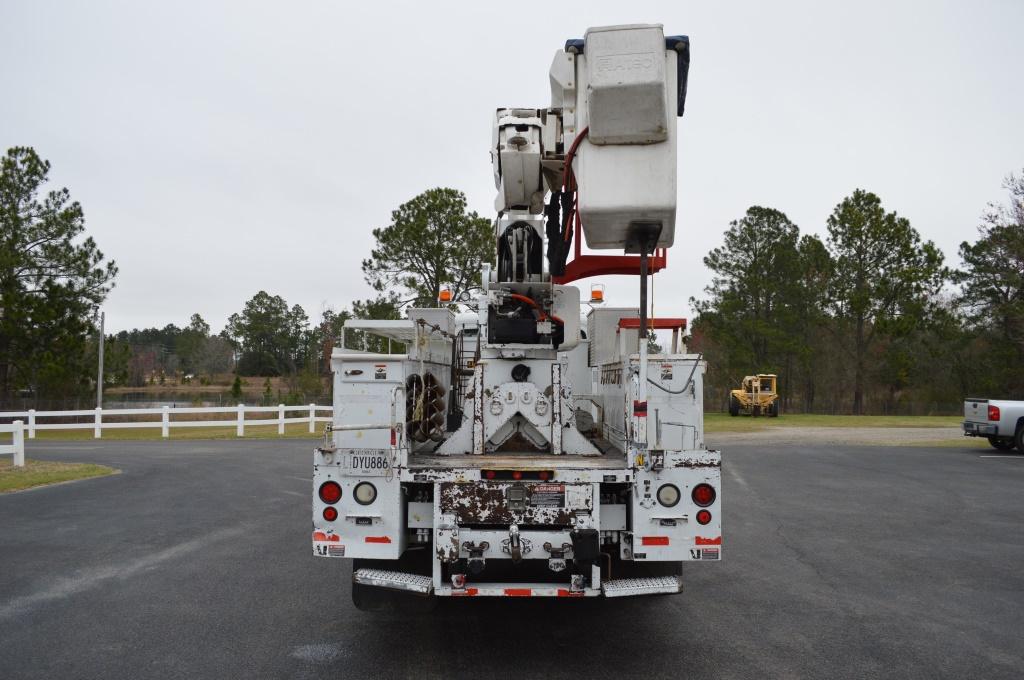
1;437;1022;679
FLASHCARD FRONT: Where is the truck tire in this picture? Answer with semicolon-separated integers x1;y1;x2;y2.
1015;425;1024;453
729;397;740;416
987;436;1015;451
768;402;779;418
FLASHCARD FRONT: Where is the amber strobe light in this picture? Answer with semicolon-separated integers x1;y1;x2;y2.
318;481;342;504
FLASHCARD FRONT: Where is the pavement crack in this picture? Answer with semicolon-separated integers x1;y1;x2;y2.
0;525;248;622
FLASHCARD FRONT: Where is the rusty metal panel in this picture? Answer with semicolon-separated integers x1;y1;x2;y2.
435;513;460;563
439;481;592;525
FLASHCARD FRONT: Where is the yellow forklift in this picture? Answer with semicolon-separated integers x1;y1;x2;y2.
728;374;780;417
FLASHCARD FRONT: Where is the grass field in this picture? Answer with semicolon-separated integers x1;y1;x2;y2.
704;413;962;433
0;458;117;493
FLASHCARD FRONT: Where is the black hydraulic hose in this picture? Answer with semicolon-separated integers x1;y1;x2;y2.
545;191;563;275
647;378;687;394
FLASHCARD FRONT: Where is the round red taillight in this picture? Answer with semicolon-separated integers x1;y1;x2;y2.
485;470;496;480
323;506;338;521
512;471;522;480
538;471;549;481
318;481;342;504
692;483;716;507
696;509;712;525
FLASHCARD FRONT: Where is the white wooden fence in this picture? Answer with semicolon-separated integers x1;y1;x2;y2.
0;404;332;440
1;421;26;467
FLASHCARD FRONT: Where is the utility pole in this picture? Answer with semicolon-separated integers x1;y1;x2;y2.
96;311;105;409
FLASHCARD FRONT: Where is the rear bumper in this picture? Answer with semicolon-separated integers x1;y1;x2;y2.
963;421;998;437
352;568;683;598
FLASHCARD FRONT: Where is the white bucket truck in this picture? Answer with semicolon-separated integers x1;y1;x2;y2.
311;24;722;608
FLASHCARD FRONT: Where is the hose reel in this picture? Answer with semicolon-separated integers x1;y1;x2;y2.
406;373;447;442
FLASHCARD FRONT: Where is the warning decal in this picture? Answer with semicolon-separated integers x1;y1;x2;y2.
530;483;566;508
661;364;673;380
374;364;387;380
314;542;346;557
690;548;720;560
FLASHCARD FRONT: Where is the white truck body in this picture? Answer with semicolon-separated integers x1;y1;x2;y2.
311;24;720;605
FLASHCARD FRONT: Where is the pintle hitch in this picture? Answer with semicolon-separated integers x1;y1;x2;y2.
502;523;532;562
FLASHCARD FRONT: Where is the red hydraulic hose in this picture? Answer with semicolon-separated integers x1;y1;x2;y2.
507;293;563;326
562;127;589;242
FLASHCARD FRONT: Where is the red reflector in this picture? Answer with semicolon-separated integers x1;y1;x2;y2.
318;481;342;504
692;483;716;507
989;404;1001;421
313;531;327;541
390;427;397;446
696;509;712;525
695;536;721;545
364;536;392;544
557;589;585;597
484;470;496;480
504;588;532;597
641;536;670;546
322;507;338;521
327;534;340;542
512;471;522;480
538;471;549;481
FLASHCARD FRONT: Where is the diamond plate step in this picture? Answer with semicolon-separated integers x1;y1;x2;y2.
353;569;433;595
602;575;683;598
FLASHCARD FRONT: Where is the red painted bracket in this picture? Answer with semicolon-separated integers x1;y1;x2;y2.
551;213;668;284
617;317;687;331
553;251;667;284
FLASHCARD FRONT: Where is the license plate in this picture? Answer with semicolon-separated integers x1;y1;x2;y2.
346;450;391;476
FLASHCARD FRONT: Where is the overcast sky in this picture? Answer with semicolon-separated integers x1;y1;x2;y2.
2;1;1022;335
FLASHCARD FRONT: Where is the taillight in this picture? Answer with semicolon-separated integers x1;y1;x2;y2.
696;509;712;525
322;506;338;521
318;481;342;504
988;404;1000;421
692;483;716;507
480;469;552;481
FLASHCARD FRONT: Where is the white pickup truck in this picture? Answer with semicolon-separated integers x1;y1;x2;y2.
963;398;1024;451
